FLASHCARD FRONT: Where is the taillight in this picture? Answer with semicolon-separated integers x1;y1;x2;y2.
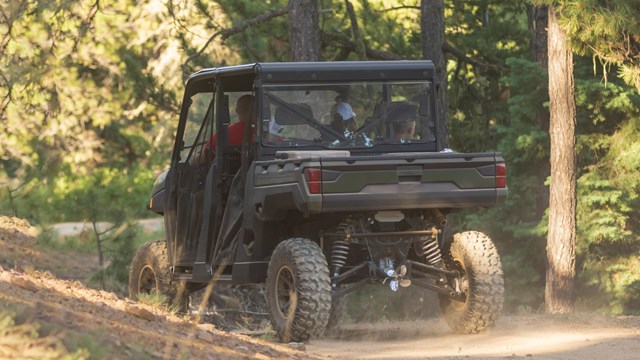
304;168;322;194
496;163;507;188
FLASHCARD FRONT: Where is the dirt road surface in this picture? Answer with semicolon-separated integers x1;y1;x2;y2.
2;216;640;359
308;315;640;359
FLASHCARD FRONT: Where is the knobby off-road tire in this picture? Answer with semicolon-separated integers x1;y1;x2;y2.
439;231;504;333
324;293;348;334
128;240;189;314
266;238;332;342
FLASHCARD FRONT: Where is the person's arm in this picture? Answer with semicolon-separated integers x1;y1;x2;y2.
192;134;216;166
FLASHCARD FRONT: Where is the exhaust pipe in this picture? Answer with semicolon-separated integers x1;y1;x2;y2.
430;209;448;227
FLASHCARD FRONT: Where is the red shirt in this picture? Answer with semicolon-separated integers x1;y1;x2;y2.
203;122;253;154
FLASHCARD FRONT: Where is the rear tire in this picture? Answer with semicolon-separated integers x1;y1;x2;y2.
324;293;348;334
266;238;331;342
439;231;504;333
128;240;188;313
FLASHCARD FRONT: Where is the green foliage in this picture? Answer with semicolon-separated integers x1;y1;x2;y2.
579;255;640;314
136;291;183;315
136;292;169;307
556;0;640;91
38;228;97;254
6;166;156;224
447;0;531;153
88;223;140;294
573;77;640;312
215;0;289;62
456;56;550;310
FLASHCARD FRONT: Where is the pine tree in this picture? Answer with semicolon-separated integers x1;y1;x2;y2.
289;0;320;61
421;0;448;148
545;5;577;314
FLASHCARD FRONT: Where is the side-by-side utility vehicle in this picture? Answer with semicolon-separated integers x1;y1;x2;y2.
129;61;508;342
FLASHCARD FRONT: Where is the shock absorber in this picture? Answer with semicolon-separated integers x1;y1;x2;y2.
331;239;350;277
420;229;443;266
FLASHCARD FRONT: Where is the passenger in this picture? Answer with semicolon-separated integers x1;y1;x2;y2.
392;120;416;141
266;116;285;143
330;95;357;134
386;102;417;141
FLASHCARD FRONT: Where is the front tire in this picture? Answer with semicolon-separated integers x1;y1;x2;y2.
266;238;332;342
128;240;188;313
439;231;504;333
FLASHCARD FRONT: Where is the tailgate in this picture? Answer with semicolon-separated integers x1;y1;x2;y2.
318;152;507;212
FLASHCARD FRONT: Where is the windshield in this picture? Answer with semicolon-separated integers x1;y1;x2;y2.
260;81;435;149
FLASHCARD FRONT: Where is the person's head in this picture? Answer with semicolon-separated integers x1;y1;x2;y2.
236;94;255;123
393;120;416;140
332;101;357;133
388;102;417;140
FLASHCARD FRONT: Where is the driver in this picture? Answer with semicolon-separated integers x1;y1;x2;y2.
204;94;255;152
193;95;255;165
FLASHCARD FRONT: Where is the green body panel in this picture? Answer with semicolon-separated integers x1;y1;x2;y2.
252;160;323;215
322;168;494;193
248;152;507;215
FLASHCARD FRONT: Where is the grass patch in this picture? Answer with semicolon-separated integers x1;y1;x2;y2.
0;306;90;360
134;291;185;316
258;324;277;342
136;292;169;309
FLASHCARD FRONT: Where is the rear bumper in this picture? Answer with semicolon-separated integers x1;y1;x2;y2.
322;183;506;211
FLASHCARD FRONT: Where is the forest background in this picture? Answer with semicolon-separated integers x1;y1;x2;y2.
1;0;639;316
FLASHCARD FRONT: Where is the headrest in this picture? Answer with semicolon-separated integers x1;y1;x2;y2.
382;102;417;122
274;103;314;125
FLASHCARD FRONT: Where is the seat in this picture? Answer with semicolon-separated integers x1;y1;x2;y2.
373;102;417;138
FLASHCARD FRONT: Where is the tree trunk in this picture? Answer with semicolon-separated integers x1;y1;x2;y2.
93;221;106;290
530;5;548;68
530;4;550;219
545;6;576;314
288;0;320;61
345;0;367;60
421;0;448;149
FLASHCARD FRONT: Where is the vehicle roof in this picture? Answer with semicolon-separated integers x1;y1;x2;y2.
187;60;436;86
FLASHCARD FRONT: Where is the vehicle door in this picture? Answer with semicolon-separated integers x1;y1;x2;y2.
164;81;215;268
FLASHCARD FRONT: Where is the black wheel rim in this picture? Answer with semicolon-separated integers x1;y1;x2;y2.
138;265;157;294
275;266;296;319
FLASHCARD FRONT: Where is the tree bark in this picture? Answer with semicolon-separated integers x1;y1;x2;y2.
545;6;577;314
289;0;320;61
345;0;367;60
530;5;550;219
421;0;448;149
531;5;548;68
